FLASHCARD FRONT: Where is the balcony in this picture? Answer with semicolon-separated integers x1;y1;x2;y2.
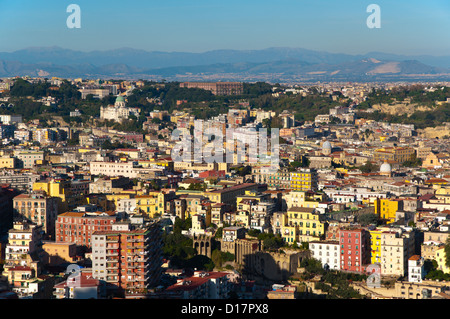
106;250;119;256
106;236;119;242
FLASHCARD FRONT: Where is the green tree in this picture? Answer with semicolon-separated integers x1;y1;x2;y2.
358;213;379;226
359;161;378;173
445;236;450;268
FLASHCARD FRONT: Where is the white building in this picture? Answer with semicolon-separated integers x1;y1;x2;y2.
324;187;388;202
309;241;340;270
100;96;140;123
408;255;425;283
89;161;138;178
0;114;22;125
117;197;137;214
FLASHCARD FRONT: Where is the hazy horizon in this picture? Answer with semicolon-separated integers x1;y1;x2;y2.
1;45;450;59
0;1;449;56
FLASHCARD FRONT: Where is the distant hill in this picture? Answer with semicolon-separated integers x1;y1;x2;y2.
0;46;449;81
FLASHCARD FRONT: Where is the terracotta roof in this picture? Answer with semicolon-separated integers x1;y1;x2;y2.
409;255;421;261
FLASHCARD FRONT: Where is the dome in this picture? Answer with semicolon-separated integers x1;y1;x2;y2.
380;162;392;173
114;95;126;107
322;141;332;150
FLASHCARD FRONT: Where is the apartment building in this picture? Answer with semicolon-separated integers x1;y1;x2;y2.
89;161;138;178
0;156;17;168
339;228;370;273
89;176;130;194
33;178;84;212
55;211;117;248
290;168;318;192
284;190;325;210
3;221;44;270
309;241;340;270
135;191;175;218
282;207;327;244
13;193;59;239
408;255;425;283
373;147;415;164
380;230;416;277
210;203;232;227
0;173;39;193
369;228;383;265
435;246;450;274
266;167;291;189
204;183;260;208
14;151;45;168
91;222;163;294
374;198;404;224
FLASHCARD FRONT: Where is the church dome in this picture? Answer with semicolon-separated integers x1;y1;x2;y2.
380;162;392;173
114;95;126;107
322;141;332;150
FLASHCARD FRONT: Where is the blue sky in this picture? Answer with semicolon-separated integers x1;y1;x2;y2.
0;0;449;55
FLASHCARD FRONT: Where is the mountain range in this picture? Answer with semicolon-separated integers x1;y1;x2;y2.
0;46;449;82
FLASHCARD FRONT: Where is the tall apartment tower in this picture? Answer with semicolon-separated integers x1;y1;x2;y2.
91;222;163;295
339;228;371;273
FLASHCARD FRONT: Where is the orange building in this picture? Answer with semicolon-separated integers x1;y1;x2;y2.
42;241;77;266
91;222;163;294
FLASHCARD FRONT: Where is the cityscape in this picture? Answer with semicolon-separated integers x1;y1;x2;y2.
0;0;449;311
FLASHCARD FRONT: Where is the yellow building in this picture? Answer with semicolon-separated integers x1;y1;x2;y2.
436;247;450;274
139;158;174;171
422;152;441;169
374;198;403;224
235;210;251;228
236;190;271;205
289;169;318;192
369;229;383;265
135;194;160;217
281;207;327;244
373;147;415;164
284;191;323;209
135;191;172;218
78;147;96;153
32;179;81;212
0;156;16;168
435;187;450;204
281;223;299;245
203;183;259;208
